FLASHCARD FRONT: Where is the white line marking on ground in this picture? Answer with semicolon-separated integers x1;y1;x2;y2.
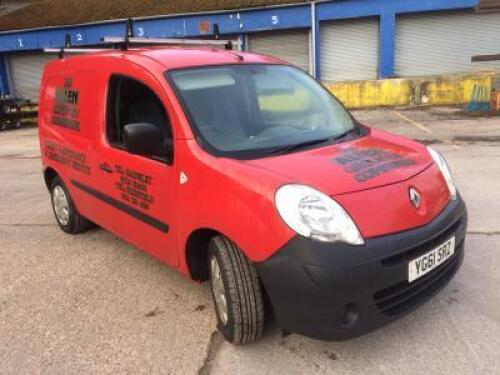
394;111;433;133
393;111;461;150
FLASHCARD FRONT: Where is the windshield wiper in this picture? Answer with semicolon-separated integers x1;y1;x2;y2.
331;127;359;141
265;128;359;157
265;137;334;156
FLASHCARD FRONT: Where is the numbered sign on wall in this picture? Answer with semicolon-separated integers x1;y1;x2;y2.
71;31;86;45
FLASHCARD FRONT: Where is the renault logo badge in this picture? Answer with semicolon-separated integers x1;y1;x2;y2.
409;188;421;209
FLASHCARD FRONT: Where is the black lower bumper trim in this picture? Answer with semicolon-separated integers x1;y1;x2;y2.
256;196;467;341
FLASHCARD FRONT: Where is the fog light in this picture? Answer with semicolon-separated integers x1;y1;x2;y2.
338;303;359;328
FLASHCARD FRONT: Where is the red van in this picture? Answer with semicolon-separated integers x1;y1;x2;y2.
38;43;467;345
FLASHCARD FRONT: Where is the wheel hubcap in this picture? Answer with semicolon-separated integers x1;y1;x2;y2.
210;255;228;325
53;186;70;226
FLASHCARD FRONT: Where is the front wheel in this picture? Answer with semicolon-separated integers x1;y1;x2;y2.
208;236;265;345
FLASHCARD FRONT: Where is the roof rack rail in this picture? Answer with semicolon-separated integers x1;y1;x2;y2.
43;37;240;58
101;36;239;50
44;48;109;55
44;32;110;58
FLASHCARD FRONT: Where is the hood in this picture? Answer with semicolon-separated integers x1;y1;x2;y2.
242;128;433;196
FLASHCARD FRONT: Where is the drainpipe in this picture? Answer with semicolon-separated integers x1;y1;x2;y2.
310;1;317;78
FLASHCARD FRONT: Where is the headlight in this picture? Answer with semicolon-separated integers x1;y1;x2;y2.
275;184;364;245
427;146;457;200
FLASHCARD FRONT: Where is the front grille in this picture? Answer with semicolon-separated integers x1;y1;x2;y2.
374;243;463;316
381;217;463;267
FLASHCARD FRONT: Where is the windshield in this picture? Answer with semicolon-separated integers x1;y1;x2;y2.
167;64;359;159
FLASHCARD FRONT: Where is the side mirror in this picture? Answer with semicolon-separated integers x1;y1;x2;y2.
123;123;167;159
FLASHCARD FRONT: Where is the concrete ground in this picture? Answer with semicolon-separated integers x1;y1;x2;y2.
0;107;499;374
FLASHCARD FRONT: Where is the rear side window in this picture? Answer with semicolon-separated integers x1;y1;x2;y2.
106;75;172;149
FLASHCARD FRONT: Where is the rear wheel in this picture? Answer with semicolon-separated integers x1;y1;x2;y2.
50;176;90;234
208;236;265;345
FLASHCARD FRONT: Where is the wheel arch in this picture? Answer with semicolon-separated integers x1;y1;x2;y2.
185;227;222;282
43;166;59;191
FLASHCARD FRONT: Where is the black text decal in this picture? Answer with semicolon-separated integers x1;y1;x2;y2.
114;165;154;211
45;141;90;175
333;147;416;182
51;78;81;131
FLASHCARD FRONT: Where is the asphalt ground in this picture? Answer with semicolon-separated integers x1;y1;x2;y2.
0;107;499;374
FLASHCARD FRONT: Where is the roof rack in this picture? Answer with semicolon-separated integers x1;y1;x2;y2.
101;36;238;51
44;18;240;58
44;36;240;58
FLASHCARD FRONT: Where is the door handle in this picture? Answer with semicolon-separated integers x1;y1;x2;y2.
99;163;114;174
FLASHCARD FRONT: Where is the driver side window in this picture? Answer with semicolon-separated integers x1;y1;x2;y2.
106;75;173;158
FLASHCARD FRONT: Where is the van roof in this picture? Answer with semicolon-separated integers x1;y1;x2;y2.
49;47;284;71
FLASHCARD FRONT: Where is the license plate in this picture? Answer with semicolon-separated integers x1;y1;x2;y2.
408;236;455;283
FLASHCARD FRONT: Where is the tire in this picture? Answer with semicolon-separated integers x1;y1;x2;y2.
13;119;21;129
0;122;7;131
208;236;265;345
50;176;90;234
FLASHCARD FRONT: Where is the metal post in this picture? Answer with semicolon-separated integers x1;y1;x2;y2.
0;55;11;97
310;1;317;78
379;11;396;79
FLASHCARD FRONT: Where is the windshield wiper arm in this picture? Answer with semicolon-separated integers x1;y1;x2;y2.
331;127;358;141
265;128;360;157
266;137;332;156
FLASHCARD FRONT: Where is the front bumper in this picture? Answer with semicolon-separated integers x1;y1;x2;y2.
256;196;467;341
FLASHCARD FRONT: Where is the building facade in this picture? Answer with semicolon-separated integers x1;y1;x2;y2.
0;0;499;107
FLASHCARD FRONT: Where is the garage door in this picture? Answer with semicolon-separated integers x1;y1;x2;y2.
8;53;57;101
396;11;500;77
320;18;379;82
248;30;311;73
